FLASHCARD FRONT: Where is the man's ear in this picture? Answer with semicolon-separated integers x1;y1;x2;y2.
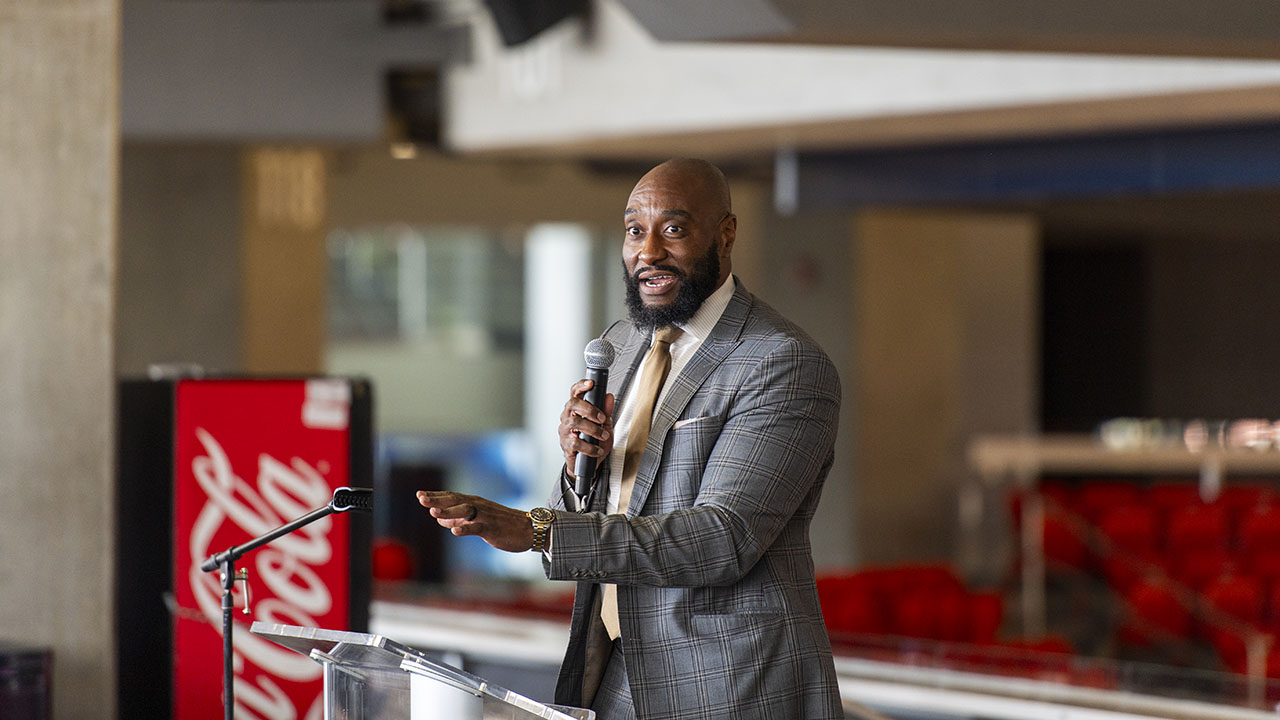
719;213;737;257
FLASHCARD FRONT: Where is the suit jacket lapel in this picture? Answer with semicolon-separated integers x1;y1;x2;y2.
626;281;753;517
608;324;650;419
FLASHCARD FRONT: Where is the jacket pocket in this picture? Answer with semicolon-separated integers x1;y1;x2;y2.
688;611;798;711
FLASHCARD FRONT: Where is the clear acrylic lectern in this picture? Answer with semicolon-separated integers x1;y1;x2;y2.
251;622;594;720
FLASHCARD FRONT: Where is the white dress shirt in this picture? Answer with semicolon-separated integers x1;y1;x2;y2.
603;275;736;514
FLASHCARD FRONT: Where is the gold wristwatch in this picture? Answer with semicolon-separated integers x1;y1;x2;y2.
527;507;555;553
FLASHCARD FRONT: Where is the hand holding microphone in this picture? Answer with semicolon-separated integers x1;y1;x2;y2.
559;338;617;502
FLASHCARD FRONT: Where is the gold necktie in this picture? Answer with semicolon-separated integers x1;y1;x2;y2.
601;325;682;640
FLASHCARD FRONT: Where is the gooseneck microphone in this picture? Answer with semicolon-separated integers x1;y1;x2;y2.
574;337;616;500
330;486;374;514
200;486;375;572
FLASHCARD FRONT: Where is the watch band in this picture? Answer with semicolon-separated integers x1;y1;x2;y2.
527;508;555;553
531;520;549;553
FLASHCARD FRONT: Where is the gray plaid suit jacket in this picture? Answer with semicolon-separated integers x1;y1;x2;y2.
546;280;843;719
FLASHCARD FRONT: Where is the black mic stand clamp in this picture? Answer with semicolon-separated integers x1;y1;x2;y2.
200;486;372;720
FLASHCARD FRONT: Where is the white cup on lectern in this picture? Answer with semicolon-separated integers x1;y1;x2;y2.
409;671;483;720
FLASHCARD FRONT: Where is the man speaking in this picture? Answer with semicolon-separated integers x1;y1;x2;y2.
418;158;843;719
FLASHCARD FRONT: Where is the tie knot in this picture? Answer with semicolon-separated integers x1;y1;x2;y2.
654;326;682;347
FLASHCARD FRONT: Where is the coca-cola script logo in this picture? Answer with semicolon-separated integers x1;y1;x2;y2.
187;427;333;720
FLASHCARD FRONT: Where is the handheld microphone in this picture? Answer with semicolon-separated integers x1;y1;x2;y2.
574;338;616;500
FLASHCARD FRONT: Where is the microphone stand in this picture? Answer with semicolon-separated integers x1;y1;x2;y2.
200;487;372;720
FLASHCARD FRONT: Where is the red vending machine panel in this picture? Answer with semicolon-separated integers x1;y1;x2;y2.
171;378;367;720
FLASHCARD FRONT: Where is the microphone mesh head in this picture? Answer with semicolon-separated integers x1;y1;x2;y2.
583;338;616;369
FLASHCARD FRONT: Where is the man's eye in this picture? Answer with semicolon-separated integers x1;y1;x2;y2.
665;225;683;235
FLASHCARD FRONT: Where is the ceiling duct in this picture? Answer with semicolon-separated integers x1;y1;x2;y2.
482;0;590;46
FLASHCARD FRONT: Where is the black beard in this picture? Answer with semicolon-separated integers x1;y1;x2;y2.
623;243;721;331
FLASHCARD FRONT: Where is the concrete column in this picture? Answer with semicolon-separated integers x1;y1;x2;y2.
117;143;243;376
752;208;859;570
853;210;1039;565
0;1;120;718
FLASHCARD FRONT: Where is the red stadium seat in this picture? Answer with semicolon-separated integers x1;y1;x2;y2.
1146;481;1202;512
1039;480;1076;511
828;587;886;636
1042;508;1090;570
1100;552;1163;592
817;573;887;636
1219;484;1276;519
1097;504;1160;553
1091;504;1160;588
1077;481;1143;524
1244;550;1280;586
1165;503;1229;553
933;590;973;643
1167;548;1235;590
1203;578;1264;676
1239;506;1280;552
371;538;414;581
968;591;1004;645
891;589;943;639
1203;574;1265;628
1208;626;1272;676
1119;578;1193;646
820;565;997;644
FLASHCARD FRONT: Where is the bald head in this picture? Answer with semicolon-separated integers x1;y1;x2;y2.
634;158;733;219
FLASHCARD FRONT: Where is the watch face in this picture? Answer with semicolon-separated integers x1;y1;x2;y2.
529;507;555;524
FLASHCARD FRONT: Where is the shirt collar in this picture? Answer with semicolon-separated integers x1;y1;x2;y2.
669;274;735;345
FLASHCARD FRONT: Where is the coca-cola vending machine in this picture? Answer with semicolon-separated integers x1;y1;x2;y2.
117;377;372;720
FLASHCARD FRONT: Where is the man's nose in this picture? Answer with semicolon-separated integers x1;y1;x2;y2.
638;230;667;264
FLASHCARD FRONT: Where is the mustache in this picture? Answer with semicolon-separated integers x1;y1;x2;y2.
630;264;686;283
